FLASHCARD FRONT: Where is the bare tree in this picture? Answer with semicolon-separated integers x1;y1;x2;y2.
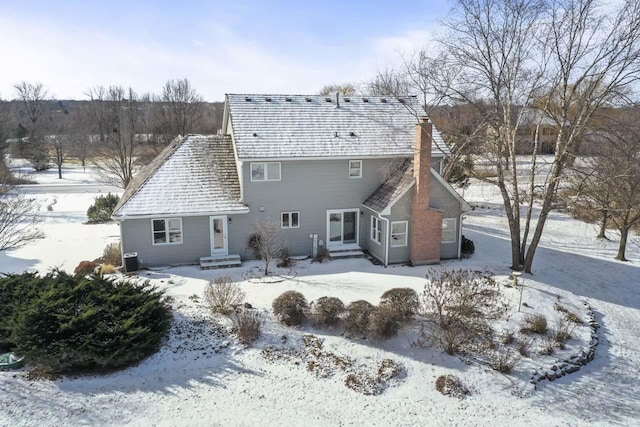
48;105;75;179
149;78;204;154
252;220;287;275
572;106;640;261
319;83;356;96
0;179;44;251
66;106;95;169
87;86;148;188
368;67;411;97
518;0;640;272
405;0;640;273
13;82;51;171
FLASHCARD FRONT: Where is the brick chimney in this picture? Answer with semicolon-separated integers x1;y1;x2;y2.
410;117;442;265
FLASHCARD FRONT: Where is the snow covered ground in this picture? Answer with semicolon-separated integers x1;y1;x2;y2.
7;157;105;185
1;169;639;426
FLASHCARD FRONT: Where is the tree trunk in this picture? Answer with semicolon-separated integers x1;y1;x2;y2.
522;161;563;273
58;163;62;179
615;227;629;261
597;211;608;239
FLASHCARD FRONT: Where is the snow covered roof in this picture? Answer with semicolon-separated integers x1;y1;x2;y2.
225;94;450;160
113;135;248;218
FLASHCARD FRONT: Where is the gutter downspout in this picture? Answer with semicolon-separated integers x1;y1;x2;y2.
458;212;464;260
381;216;390;266
117;219;125;266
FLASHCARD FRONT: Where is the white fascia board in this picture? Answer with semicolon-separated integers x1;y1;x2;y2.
113;208;250;221
237;155;409;162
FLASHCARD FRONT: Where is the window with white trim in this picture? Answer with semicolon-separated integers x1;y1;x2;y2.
390;221;408;247
349;160;362;178
250;162;281;181
152;218;183;245
442;218;456;243
370;216;382;244
281;212;300;229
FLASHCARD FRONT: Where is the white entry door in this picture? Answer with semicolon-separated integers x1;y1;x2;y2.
326;209;359;247
210;215;228;256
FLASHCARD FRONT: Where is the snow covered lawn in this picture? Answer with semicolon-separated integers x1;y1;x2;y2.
1;175;639;426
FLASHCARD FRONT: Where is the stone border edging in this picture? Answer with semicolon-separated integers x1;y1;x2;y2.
529;300;599;388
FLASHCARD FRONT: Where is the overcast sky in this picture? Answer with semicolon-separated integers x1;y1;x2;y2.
0;0;449;102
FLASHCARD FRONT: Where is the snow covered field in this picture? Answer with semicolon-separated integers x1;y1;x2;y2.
1;171;639;426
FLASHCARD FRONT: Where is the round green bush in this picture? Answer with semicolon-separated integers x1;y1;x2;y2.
0;271;171;372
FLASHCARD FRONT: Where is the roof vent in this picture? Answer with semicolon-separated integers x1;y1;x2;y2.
285;97;292;102
245;97;251;102
349;132;356;137
344;97;351;102
325;97;332;102
265;97;272;102
305;97;312;102
381;98;387;103
253;133;258;137
363;98;369;102
335;132;338;138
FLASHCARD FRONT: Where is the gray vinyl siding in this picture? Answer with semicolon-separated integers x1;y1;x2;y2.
236;158;401;257
388;193;412;264
120;216;211;267
430;176;463;259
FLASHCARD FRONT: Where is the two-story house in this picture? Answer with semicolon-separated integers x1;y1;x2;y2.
112;94;470;269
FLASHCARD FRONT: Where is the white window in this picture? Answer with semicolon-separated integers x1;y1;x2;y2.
370;216;382;244
250;162;281;181
152;218;183;245
442;218;456;243
391;221;408;247
281;212;300;229
349;160;362;178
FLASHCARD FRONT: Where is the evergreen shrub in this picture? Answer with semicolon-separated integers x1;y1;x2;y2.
87;193;120;223
0;271;171;372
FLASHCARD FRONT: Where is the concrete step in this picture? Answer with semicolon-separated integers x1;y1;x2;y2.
328;250;366;260
200;254;242;269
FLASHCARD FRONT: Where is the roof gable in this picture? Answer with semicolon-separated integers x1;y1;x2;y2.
363;161;471;215
225;94;450;160
113;135;247;218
